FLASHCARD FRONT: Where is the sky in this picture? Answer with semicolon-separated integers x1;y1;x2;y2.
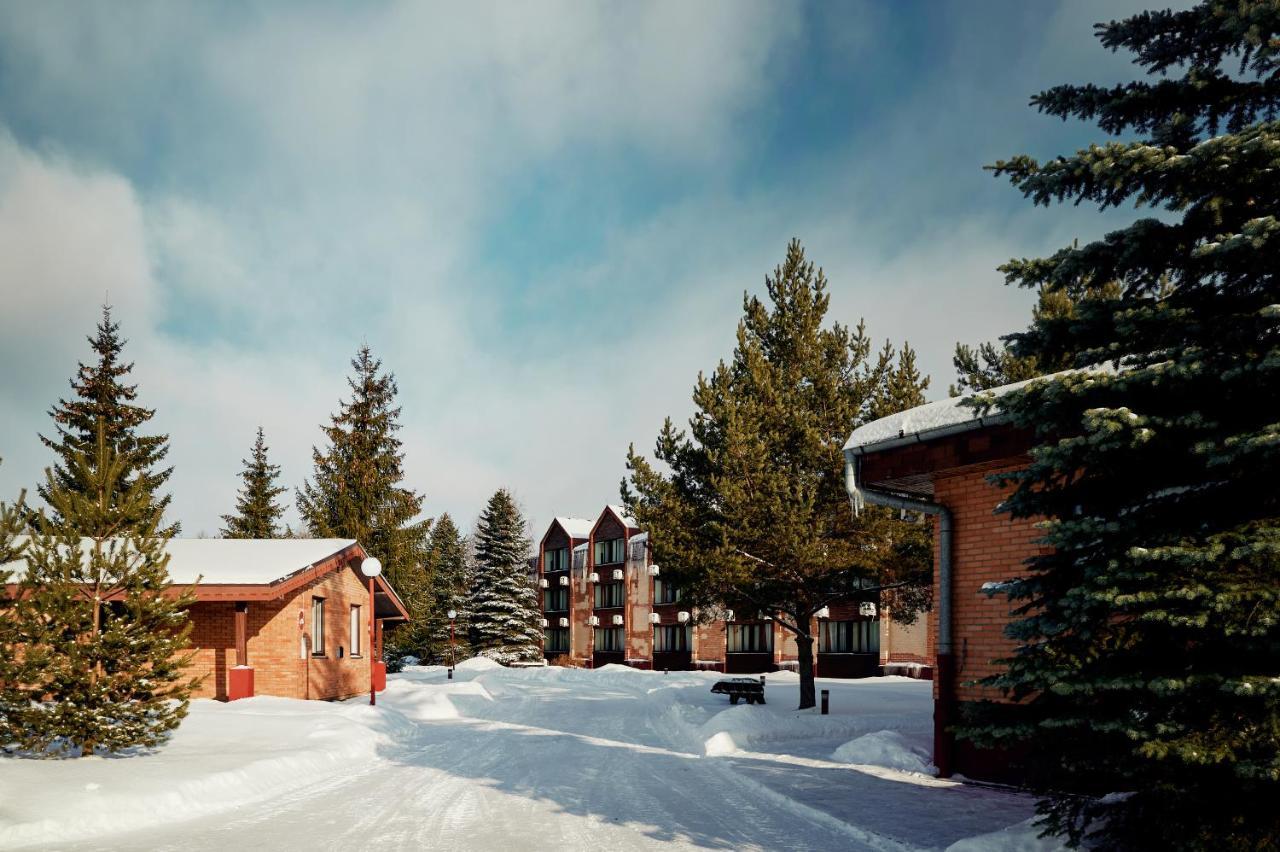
0;0;1188;539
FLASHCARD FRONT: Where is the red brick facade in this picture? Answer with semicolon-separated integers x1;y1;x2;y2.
188;563;380;702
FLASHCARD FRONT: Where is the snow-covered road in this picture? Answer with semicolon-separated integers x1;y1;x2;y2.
0;663;1054;851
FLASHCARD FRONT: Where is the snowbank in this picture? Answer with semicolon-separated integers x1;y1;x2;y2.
0;697;392;849
946;817;1065;851
831;730;935;774
454;656;503;672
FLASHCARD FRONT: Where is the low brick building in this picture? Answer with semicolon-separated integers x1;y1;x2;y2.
5;538;410;702
844;377;1042;781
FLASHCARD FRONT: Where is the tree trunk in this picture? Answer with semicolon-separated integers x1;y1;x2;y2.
795;626;816;710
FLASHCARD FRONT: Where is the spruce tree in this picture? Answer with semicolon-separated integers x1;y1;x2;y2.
467;490;541;664
0;461;28;740
2;422;198;756
624;240;932;709
962;3;1280;847
221;427;287;539
297;345;430;600
390;514;471;664
950;281;1122;395
39;305;176;534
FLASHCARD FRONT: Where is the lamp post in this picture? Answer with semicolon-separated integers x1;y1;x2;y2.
447;609;457;680
360;557;382;706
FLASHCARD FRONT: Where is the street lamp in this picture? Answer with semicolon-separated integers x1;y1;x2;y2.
360;557;382;706
447;609;457;679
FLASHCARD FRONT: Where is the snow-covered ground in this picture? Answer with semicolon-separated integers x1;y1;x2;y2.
0;662;1060;851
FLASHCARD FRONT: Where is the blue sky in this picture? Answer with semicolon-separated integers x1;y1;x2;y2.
0;1;1185;537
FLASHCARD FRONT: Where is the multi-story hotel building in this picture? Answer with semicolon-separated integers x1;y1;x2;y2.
537;504;929;676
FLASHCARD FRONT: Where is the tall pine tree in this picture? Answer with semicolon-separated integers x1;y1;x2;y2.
468;490;541;664
624;240;932;709
390;513;471;665
949;280;1122;395
39;305;176;535
221;427;287;539
297;346;430;599
961;4;1280;847
3;422;198;755
0;461;28;741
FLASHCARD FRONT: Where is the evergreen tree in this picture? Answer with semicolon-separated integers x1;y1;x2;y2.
391;514;471;664
296;345;430;600
467;490;541;664
962;4;1280;847
38;305;177;534
624;240;932;709
0;461;28;739
949;281;1121;395
2;423;198;755
221;427;287;539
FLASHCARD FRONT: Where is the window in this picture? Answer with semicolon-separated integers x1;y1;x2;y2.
311;597;325;655
350;605;362;656
544;547;568;572
544;628;569;653
594;538;624;565
654;577;682;605
628;537;648;563
572;545;587;572
727;623;773;653
594;627;624;652
819;619;880;654
654;625;690;652
544;587;568;612
593;582;624;609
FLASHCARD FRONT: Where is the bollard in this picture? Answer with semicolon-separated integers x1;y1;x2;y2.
664;668;669;675
760;675;766;687
447;668;453;680
821;689;830;715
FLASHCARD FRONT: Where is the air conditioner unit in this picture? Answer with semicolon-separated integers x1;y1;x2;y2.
648;613;660;624
588;572;599;583
859;602;877;618
815;606;830;619
558;617;569;628
611;569;623;581
677;611;690;624
588;616;600;627
559;576;569;586
541;618;548;628
539;578;549;588
648;564;660;577
611;614;624;626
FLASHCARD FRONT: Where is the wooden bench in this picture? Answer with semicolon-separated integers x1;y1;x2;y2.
710;677;766;705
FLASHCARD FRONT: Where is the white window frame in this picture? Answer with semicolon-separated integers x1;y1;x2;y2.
350;604;362;656
311;597;325;656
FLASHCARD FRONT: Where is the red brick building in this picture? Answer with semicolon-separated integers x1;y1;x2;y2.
537;505;927;675
5;538;410;702
844;378;1041;781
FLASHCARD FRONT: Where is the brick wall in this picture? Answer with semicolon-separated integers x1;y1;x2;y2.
931;464;1047;704
185;564;375;701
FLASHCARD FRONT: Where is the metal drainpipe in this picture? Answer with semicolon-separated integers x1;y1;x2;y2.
843;455;957;777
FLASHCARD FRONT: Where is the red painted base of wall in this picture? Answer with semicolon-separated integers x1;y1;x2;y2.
228;666;255;701
373;661;387;692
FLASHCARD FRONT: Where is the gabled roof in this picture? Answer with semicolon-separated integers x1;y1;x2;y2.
606;505;639;530
2;537;358;586
2;537;411;620
553;517;595;541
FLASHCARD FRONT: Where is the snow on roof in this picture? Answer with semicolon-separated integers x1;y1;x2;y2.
554;517;595;540
843;372;1062;456
2;538;359;586
607;505;639;529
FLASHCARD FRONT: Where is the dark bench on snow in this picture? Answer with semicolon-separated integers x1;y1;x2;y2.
710;677;766;705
